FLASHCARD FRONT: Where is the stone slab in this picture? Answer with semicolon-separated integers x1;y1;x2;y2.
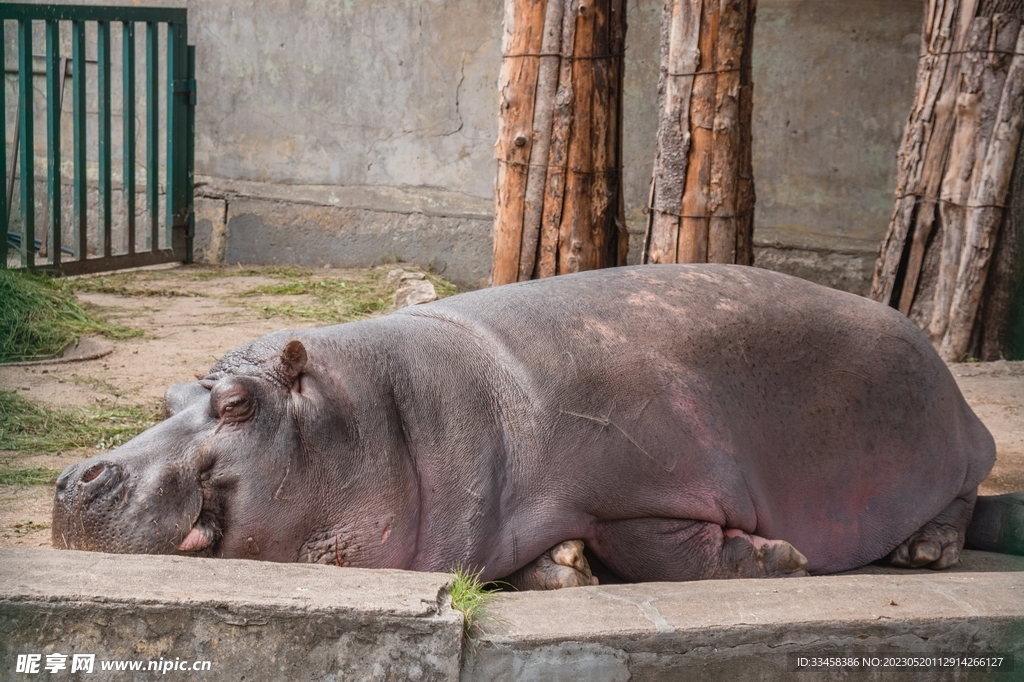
462;551;1024;682
4;548;1021;681
0;549;462;682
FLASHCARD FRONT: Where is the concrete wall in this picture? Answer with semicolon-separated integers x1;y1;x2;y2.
4;548;1023;682
5;0;924;292
750;0;922;293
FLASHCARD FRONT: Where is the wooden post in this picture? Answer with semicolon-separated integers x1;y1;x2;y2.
872;0;1024;361
492;0;628;285
644;0;756;266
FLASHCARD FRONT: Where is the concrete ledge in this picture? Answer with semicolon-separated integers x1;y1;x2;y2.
193;177;494;290
463;551;1024;682
191;176;887;295
0;549;462;681
5;550;1020;681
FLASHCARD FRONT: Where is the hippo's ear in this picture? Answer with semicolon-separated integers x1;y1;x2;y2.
275;339;308;389
163;382;210;419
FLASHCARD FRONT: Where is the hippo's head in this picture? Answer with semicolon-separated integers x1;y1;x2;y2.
52;334;420;567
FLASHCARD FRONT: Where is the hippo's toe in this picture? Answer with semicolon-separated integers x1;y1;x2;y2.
887;495;973;570
504;540;600;590
887;523;962;569
721;530;809;578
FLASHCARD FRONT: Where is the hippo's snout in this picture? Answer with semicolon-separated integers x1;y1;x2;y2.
53;461;131;552
53;443;207;555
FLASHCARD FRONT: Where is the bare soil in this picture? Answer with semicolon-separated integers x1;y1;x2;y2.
1;264;1022;552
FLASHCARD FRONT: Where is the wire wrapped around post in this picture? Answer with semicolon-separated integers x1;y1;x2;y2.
492;0;628;285
872;0;1024;362
643;0;757;266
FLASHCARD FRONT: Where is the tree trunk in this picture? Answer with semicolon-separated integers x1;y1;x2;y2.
492;0;628;286
872;0;1024;361
643;0;756;266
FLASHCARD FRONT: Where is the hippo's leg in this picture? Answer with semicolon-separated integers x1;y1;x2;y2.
504;540;600;590
887;493;976;570
591;518;808;582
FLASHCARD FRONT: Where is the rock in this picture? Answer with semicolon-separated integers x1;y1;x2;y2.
394;279;438;308
386;268;426;286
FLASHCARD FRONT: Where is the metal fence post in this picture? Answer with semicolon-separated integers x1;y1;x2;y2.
1;19;7;268
123;21;136;255
45;20;62;266
17;18;35;269
72;19;87;262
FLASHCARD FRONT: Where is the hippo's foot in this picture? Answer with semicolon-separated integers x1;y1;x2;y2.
590;518;808;582
887;494;975;570
504;540;600;591
718;529;809;579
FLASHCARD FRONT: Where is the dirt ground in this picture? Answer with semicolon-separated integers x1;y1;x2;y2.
1;264;1022;551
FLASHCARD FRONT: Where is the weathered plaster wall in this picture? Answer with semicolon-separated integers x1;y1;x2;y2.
191;0;500;196
5;0;924;292
750;0;923;292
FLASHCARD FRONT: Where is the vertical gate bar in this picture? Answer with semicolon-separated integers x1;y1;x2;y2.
186;44;195;264
17;18;35;268
98;20;111;258
166;21;181;249
1;19;7;267
123;21;136;255
45;19;62;267
146;21;158;250
6;112;19;245
72;19;86;261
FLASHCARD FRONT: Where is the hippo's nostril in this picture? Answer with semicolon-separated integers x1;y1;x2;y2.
80;464;106;484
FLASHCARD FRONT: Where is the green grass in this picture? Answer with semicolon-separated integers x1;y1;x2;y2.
239;267;458;322
0;467;62;486
449;565;501;637
6;520;50;534
0;270;140;363
71;264;459;324
0;390;160;456
242;275;391;321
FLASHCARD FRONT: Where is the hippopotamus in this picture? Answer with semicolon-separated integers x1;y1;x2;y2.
52;265;1022;588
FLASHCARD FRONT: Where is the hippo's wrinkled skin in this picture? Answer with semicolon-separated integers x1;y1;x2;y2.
53;265;1008;584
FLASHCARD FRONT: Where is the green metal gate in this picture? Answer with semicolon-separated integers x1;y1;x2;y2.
2;3;194;275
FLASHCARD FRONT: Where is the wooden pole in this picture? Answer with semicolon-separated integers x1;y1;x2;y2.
644;0;756;266
492;0;628;285
872;0;1024;361
941;26;1024;359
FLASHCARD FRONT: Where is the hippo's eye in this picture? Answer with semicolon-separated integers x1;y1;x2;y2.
211;380;257;424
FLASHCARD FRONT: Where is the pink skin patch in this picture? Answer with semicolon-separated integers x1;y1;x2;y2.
723;528;772;549
177;525;213;552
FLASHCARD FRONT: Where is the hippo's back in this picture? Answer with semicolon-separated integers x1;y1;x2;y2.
395;264;995;572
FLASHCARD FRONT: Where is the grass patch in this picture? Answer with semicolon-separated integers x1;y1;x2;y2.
0;270;140;363
0;391;160;455
242;273;392;321
449;565;501;637
6;520;50;535
70;270;205;298
71;264;459;324
71;265;311;295
238;267;458;323
0;467;62;486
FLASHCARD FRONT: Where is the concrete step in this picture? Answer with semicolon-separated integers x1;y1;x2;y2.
0;549;462;681
2;549;1021;681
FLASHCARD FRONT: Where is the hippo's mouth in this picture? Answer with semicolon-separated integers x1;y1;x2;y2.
176;480;224;554
177;518;218;552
